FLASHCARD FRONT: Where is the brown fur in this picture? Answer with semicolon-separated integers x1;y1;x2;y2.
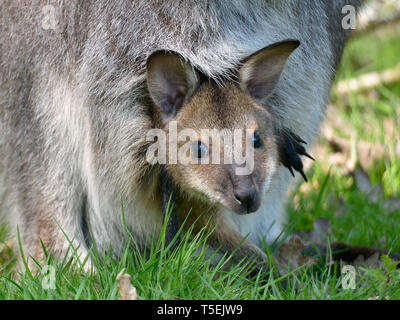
166;83;275;213
146;43;299;271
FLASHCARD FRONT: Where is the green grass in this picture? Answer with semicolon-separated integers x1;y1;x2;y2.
1;26;400;300
0;213;287;300
1;212;399;300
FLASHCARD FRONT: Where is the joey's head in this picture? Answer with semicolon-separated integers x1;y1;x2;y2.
146;40;299;215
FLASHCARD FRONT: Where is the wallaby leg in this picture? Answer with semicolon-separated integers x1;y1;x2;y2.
14;190;92;274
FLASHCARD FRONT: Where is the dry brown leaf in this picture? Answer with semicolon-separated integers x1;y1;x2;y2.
276;236;318;274
116;269;138;300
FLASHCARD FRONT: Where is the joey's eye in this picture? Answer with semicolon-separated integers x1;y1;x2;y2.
252;132;263;149
192;141;208;159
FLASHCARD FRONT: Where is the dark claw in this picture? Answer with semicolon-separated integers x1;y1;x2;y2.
291;133;307;145
287;165;295;178
303;152;315;161
276;128;314;182
294;143;315;161
298;169;308;182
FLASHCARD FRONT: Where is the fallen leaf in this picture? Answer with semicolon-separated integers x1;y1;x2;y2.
276;236;318;274
117;269;138;300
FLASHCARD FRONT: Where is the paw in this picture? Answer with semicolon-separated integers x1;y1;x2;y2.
276;129;314;182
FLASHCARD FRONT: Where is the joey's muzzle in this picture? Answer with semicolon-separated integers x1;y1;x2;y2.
233;187;261;214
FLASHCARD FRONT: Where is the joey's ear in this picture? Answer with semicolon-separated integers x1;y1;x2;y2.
146;51;200;121
239;40;300;102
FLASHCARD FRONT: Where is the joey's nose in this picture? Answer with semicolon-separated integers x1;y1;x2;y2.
234;188;260;214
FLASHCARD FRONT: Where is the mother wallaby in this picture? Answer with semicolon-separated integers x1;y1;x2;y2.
0;0;362;270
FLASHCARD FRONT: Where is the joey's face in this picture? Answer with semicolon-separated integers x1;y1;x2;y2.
146;40;300;215
166;84;278;214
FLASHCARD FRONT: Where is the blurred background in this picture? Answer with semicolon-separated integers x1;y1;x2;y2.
288;0;400;254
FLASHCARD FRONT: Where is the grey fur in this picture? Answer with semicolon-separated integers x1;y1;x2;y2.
0;0;362;264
